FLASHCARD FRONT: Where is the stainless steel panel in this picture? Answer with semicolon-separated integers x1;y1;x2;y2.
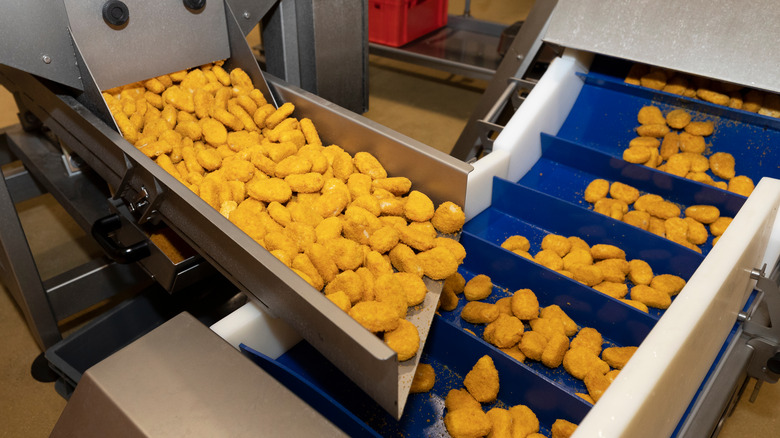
63;0;231;90
226;0;279;36
545;0;780;94
0;1;82;90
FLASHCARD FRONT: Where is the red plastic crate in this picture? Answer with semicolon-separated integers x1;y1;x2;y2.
368;0;448;47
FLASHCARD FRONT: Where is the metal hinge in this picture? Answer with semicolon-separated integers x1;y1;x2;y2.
740;262;780;401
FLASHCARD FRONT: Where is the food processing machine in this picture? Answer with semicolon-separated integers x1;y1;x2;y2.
2;0;780;437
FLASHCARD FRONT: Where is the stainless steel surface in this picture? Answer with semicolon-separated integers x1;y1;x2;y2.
50;312;349;437
0;1;82;90
450;0;558;160
545;0;780;94
226;0;278;36
63;0;231;91
743;261;780;385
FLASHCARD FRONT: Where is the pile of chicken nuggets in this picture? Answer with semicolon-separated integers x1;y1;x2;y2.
622;105;754;197
584;179;733;252
435;354;578;438
103;61;467;362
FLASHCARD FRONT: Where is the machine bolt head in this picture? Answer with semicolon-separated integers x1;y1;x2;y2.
243;11;251;19
42;55;52;64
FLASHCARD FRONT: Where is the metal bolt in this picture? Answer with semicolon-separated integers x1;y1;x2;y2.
517;54;524;61
42;55;52;64
243;11;250;19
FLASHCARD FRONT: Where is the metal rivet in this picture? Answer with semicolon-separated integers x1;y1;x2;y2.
243;11;251;19
42;55;52;64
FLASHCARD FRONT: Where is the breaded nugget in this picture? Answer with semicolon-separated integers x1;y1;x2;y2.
500;344;526;363
697;88;730;106
602;346;637;369
679;132;706;153
659;132;680;160
509;405;540;437
353;151;387;179
534;249;564;271
584;370;611;402
484;314;525;349
665;109;691;129
708;152;736;180
728;175;755;197
622;210;651;230
684;217;708;245
519;330;547;361
398;223;436;252
563;347;610;380
540;305;578;337
367;225;399;254
384;319;419;361
529;317;567;341
445;272;467;294
444;408;492;438
684;205;720;224
644;200;681;219
325;237;364;271
293;253;324;290
567;236;590;252
562;248;594;271
590;244;626;260
624;63;649;85
552;419;578;438
511;288;539;320
593;281;629;299
628;136;660;149
395;272;427;306
637;106;665;125
325;290;351;312
569;264;604;287
663;153;692;177
609;182;640;205
631;285;671;309
348;301;399;332
417;246;459;280
620;298;649;313
247;177;292;204
542;334;570;368
436;237;466;264
374;273;408;318
372;177;412;196
633;194;663;212
364;250;393;279
640;70;667;90
570;327;603;356
495;297;513;316
404;190;435;222
463;274;493;301
685;121;714;136
540;234;571;257
464;355;500;403
486;408;512;438
584;179;610;203
431;201;466;234
445;388;482;412
623;146;652;164
389;243;424;277
461;302;500;324
501;235;531;252
664;216;689;244
650;274;686;296
439;285;459;312
636;123;670;138
627;259;654;285
410;363;436;393
594;198;629;220
594;260;628;283
709;217;732;236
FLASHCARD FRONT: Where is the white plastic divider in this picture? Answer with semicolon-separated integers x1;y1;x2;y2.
211;301;302;360
574;177;780;438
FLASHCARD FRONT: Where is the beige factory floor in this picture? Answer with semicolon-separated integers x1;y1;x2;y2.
1;1;779;437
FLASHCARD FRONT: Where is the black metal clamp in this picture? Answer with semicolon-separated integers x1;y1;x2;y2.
91;214;150;264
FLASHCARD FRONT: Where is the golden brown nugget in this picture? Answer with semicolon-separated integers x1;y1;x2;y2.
684;120;714;136
519;330;547;361
709;217;732;236
684;152;710;172
368;226;400;254
293;253;324;290
728;175;755;197
640;70;667;89
509;404;540;437
697;88;730;106
444;407;492;438
246;177;292;204
436;237;466;264
384;319;419;361
609;182;640;205
602;346;638;370
534;249;564;271
540;305;578;337
513;250;534;261
651;274;687;296
374;273;408;318
529;316;566;341
325;290;351;312
562;248;594;272
348;301;399;332
577;391;596;404
501;235;531;252
606;369;621;382
274;155;312;178
709;152;736;181
494;296;513;316
622;210;651;230
431;201;466;234
685;205;720;224
352;151;387;179
620;298;649;313
398;223;435;251
627;259;654;285
298;118;321;146
665;109;692;129
417;246;459;280
486;408;512;438
542;234;572;257
644;200;681;219
542;334;570;368
684;217;709;245
463;274;493;301
631;284;671;309
624;63;649;85
404;190;435;223
742;90;764;113
464;355;500;403
593;198;628;220
552;419;578;438
590;244;626;260
364;250;393;278
409;363;436;393
445;388;482;412
623;146;652;164
389;243;424;277
350;194;381;217
584;370;611;402
563;347;610;380
314;216;342;242
511;288;539;320
564;236;588;252
484;314;525;349
659;132;680;160
637;105;666;125
583;178;610;203
663;153;692;177
628;136;661;149
439;285;459;312
679;132;706;154
325;237;364;271
346;173;372;198
500;344;526;363
664;217;689;244
633;194;664;212
461;301;500;324
570;327;603;356
445;272;467;294
636;123;670;138
372;177;412;196
201;118;229;146
593;281;629;299
286;172;324;193
395;272;427;307
263;102;295;130
331;151;354;181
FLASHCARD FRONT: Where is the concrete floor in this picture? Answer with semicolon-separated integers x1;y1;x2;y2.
1;2;779;437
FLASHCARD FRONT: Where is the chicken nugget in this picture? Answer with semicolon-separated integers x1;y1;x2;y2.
429;201;465;234
658;132;680;160
435;238;466;265
395;272;427;307
246;177;292;204
461;301;500;324
640;70;667;89
325;290;351;312
649;274;687;298
509;405;540;437
627;259;654;285
292;253;324;290
464;355;500;403
494;296;513;316
645;200;681;219
552;419;578;438
346;173;372;199
707;152;736;181
439;285;459;312
285;172;324;193
464;274;493;301
297;117;321;146
665;109;691;129
529;317;567;341
511;288;539;320
630;195;659;213
417;246;459;280
593;198;629;220
620;298;649;313
500;344;526;363
542;334;570;368
685;121;714;136
602;346;637;370
624;63;648;85
519;330;547;361
501;235;531;252
445;272;466;294
609;182;640;205
709;217;732;236
562;248;593;271
697;88;729;106
364;250;394;278
372;177;412;196
583;178;610;204
623;146;652;164
534;249;564;271
663;153;692;177
444;408;492;438
351;194;381;217
631;284;671;309
486;408;512;438
679;132;706;154
404;190;435;223
664;216;689;244
264;102;295;130
563;347;610;380
540;234;571;257
384;319;419;361
590;244;625;261
348;301;399;332
367;225;399;254
444;389;481;414
540;305;578;337
570;264;604;287
593;281;629;299
389;243;424;277
637;106;665;125
684;217;708;245
325;237;364;271
628;136;661;149
636;123;670;138
622;210;651;230
408;363;436;394
374;273;408;318
353;151;387;179
570;327;603;356
584;370;612;402
222;158;255;182
484;314;524;349
728;175;754;197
